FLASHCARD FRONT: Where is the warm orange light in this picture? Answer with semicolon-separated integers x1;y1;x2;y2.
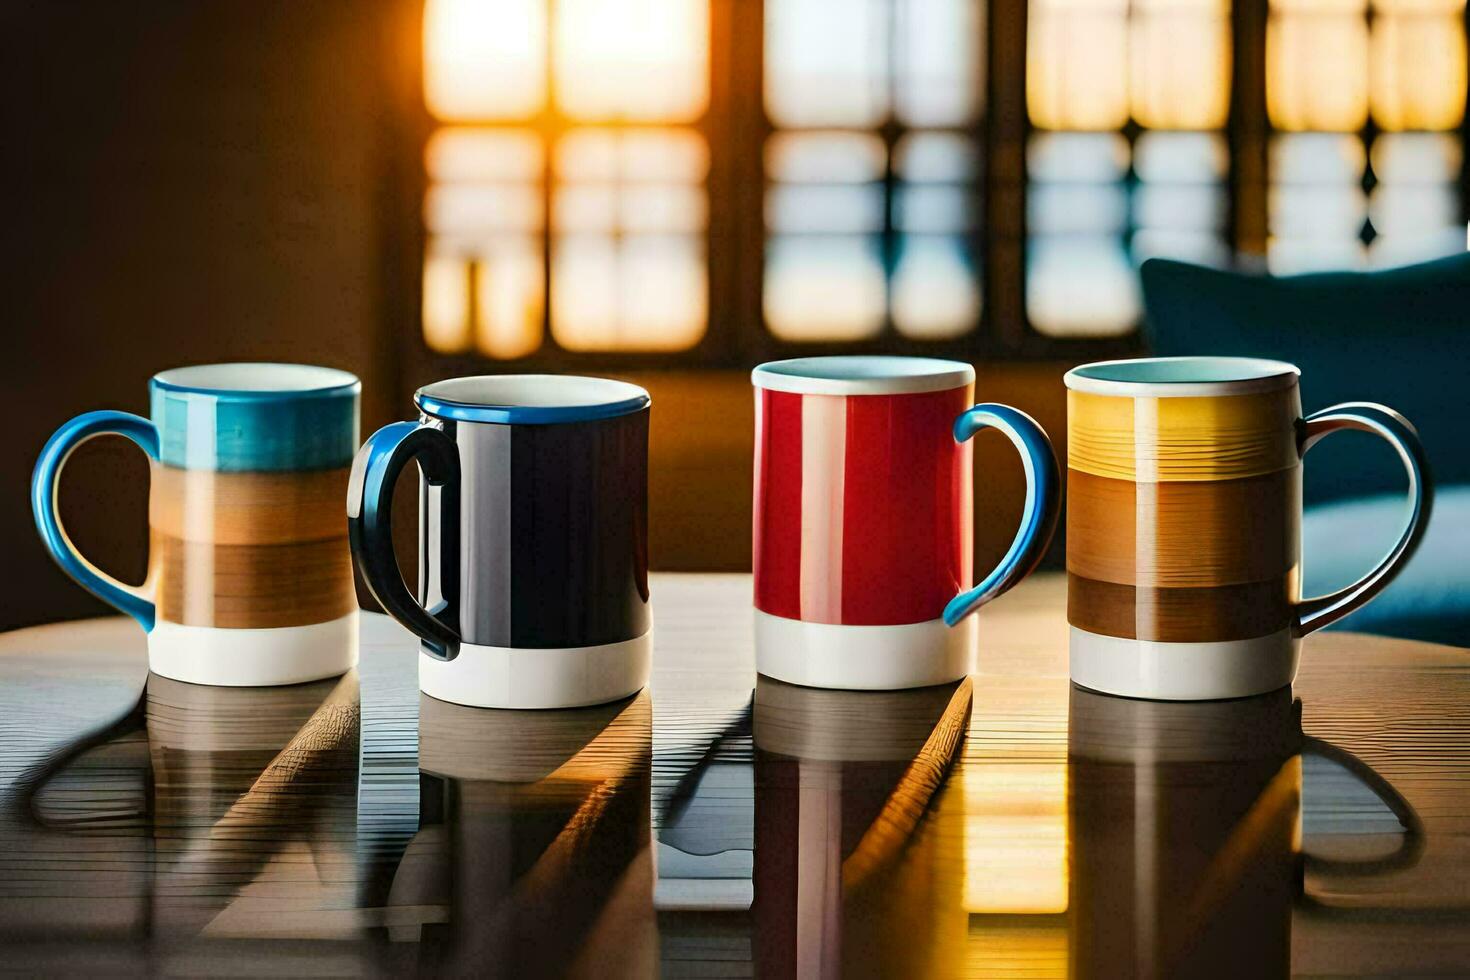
425;129;543;182
962;763;1070;914
552;236;707;350
475;239;544;359
548;129;708;351
422;251;473;353
1130;7;1232;128
1028;3;1130;130
1371;12;1468;130
553;0;709;121
423;0;547;121
1267;13;1371;130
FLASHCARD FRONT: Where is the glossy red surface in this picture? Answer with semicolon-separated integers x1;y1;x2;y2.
753;385;973;626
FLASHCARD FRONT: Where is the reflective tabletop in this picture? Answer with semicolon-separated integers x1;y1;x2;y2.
1;574;1467;977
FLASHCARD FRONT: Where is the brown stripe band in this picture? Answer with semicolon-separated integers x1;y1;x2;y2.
154;533;356;629
1066;468;1300;587
149;465;351;545
1068;572;1298;643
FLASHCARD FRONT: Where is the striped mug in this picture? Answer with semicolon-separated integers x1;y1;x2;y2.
752;356;1061;690
1065;356;1433;700
32;363;361;686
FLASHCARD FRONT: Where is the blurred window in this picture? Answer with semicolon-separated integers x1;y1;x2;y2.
1267;0;1467;271
1026;0;1230;336
421;0;709;358
416;0;1469;360
763;0;985;342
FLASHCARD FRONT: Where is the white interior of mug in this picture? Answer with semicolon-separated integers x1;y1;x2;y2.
418;374;646;408
752;356;975;396
1064;356;1299;397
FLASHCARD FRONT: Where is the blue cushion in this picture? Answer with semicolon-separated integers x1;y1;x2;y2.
1302;485;1470;646
1140;253;1470;504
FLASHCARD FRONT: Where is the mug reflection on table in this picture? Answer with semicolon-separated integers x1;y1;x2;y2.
752;675;973;980
144;672;361;936
1067;685;1422;980
31;363;361;687
1065;356;1432;700
21;671;361;941
390;691;655;976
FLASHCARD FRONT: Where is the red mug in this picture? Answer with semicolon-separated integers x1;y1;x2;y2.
752;356;1061;689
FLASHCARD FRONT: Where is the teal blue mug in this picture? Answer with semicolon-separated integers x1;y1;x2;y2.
32;363;361;686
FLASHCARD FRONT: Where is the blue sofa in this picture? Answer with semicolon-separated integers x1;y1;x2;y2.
1140;254;1469;647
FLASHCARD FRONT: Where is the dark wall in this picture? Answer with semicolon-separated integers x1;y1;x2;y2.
0;1;417;630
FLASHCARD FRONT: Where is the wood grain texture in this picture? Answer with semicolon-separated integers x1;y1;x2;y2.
149;464;351;545
1066;467;1300;587
1068;388;1301;482
1068;571;1299;642
153;532;356;628
0;575;1467;977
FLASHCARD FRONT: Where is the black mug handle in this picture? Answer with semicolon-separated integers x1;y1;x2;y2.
348;421;462;661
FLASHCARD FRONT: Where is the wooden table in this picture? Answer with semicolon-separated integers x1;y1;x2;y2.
0;573;1466;977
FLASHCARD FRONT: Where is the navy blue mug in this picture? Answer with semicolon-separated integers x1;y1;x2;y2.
348;375;651;709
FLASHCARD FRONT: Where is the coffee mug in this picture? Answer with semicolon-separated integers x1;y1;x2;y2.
1065;356;1433;700
752;356;1061;690
32;363;361;686
348;374;651;709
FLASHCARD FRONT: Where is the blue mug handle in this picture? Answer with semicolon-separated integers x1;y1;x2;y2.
31;410;160;630
1295;402;1433;635
943;404;1062;626
347;421;463;662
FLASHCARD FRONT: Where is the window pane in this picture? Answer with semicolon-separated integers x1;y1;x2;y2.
1268;134;1369;272
1130;3;1231;129
1369;132;1464;267
895;132;980;182
423;128;546;358
895;0;985;126
1026;133;1137;336
423;0;547;120
423;251;473;353
893;236;981;338
1370;11;1467;130
474;238;544;359
1267;13;1371;130
766;132;887;182
765;0;890;127
1132;131;1230;265
553;0;709;121
764;237;887;341
1027;237;1140;335
1028;0;1130;130
550;129;708;351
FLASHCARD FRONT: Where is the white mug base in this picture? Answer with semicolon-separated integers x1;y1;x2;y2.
148;612;359;687
754;610;976;690
1069;625;1300;701
419;630;652;709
